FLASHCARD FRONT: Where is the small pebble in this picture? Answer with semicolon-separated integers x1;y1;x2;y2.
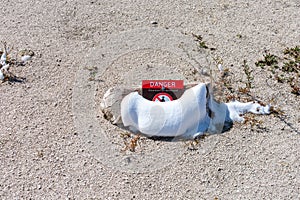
1;64;9;72
201;68;210;76
218;64;223;72
0;69;4;80
21;55;32;62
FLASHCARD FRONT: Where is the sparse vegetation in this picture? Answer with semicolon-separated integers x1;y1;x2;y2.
121;133;141;152
105;39;298;153
192;33;216;51
255;53;278;68
84;66;98;81
241;60;254;90
213;60;255;103
254;46;300;96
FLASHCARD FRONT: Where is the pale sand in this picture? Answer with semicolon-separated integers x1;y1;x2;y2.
0;1;299;199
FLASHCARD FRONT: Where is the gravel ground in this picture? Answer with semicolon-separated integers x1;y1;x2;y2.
0;0;299;199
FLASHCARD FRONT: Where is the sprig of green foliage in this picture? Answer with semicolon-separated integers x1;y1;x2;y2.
254;46;299;96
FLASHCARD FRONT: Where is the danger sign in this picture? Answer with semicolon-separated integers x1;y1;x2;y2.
142;80;184;89
153;93;173;102
142;80;184;101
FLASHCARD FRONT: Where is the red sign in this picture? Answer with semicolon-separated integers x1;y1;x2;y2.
153;93;173;102
142;80;184;89
142;80;184;101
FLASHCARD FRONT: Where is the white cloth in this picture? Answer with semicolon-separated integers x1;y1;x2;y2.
121;83;271;139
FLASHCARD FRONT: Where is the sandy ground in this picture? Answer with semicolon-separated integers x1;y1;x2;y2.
1;0;299;199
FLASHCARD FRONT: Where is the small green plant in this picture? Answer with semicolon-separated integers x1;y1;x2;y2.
255;53;278;68
192;33;216;51
242;60;253;89
283;46;300;59
84;66;98;81
282;46;300;73
282;46;300;95
254;46;299;96
282;60;299;73
192;33;208;49
199;41;208;49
